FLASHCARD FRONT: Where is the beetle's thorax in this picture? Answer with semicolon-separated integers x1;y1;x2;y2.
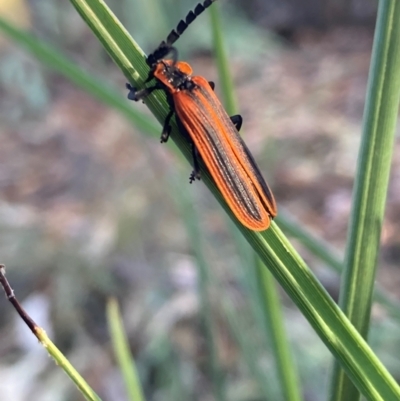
153;60;196;93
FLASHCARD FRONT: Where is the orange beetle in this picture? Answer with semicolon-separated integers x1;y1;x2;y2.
127;0;277;230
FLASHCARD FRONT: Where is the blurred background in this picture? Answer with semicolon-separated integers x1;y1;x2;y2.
0;0;400;400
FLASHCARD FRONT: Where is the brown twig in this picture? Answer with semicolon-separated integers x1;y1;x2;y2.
0;264;38;336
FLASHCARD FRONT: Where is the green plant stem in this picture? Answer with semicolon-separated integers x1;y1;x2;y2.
329;1;400;400
37;329;103;401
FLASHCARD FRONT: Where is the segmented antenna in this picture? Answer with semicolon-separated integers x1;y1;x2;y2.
147;0;216;66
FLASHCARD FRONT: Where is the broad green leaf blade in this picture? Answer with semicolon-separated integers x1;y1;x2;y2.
330;1;400;400
69;0;400;399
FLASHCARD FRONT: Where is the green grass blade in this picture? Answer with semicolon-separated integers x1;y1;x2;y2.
70;0;187;147
68;0;400;399
0;16;158;136
171;175;227;401
209;3;237;114
253;225;399;400
209;5;303;400
255;259;303;401
106;298;146;401
329;1;400;400
223;299;277;398
277;210;400;321
171;171;284;401
276;210;343;272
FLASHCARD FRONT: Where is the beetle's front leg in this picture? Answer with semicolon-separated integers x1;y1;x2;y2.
126;82;162;102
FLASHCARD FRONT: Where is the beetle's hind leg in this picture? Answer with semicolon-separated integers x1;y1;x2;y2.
189;144;202;183
230;114;243;131
161;109;174;143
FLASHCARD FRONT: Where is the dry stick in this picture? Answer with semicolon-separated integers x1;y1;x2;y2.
0;264;38;335
0;264;102;401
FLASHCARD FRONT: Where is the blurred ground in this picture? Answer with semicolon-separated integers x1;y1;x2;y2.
0;1;399;400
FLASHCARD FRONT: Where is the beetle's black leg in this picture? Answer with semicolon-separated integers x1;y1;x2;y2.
161;109;174;143
230;114;243;131
189;145;201;183
208;81;215;90
126;82;161;102
174;115;201;183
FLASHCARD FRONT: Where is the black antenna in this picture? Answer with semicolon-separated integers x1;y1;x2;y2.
147;0;216;66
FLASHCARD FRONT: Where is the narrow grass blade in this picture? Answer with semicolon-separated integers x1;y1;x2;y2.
329;1;400;400
255;258;303;401
209;3;237;114
106;298;145;401
171;173;227;401
277;210;400;321
223;298;277;399
0;16;158;136
209;5;303;400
